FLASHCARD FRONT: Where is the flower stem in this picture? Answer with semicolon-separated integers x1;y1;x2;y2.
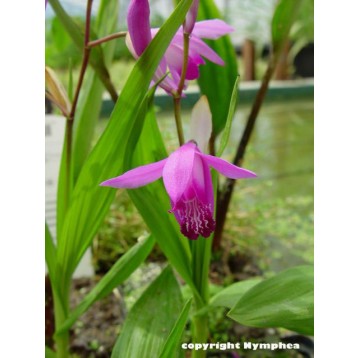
172;32;190;146
53;284;70;358
87;31;127;48
177;33;190;96
173;97;185;145
192;299;209;358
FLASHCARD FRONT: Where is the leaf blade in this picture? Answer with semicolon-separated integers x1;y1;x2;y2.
228;266;314;335
216;75;240;157
56;236;155;334
111;267;184;358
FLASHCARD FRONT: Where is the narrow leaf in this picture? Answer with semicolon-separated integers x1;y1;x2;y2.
56;0;119;237
228;266;314;335
56;236;155;334
159;298;192;358
45;222;57;282
111;267;184;358
210;278;261;309
272;0;303;52
216;75;240;157
56;0;194;284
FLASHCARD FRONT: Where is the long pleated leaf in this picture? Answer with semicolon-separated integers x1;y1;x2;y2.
197;0;238;136
56;235;155;334
56;0;119;237
209;278;262;309
228;266;314;335
111;266;184;358
159;298;192;358
56;0;194;284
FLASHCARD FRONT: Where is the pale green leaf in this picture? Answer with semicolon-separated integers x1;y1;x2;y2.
111;267;184;358
228;266;314;335
159;298;192;358
56;0;195;284
210;278;262;309
56;236;155;334
216;76;240;157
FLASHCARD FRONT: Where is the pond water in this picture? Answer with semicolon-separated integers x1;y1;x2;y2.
156;98;314;274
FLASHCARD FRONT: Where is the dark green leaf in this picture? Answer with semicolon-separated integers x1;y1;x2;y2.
56;0;194;283
56;236;155;334
45;222;56;282
111;267;184;358
159;298;192;358
271;0;303;52
210;278;261;309
56;0;119;237
228;266;314;335
197;0;238;136
216;76;240;157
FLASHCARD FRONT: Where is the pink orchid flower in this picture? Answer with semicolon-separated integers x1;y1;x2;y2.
100;143;256;240
126;0;234;95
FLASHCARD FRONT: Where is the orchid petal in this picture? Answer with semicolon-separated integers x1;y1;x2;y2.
190;35;225;65
127;0;152;56
201;154;257;179
125;33;138;59
100;159;167;189
189;96;212;153
192;20;235;39
162;142;196;206
192;152;214;209
184;0;199;35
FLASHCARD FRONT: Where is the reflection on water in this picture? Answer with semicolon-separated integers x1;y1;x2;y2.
157;99;314;273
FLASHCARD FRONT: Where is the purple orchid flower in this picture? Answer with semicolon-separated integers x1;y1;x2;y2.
126;0;234;95
100;142;256;240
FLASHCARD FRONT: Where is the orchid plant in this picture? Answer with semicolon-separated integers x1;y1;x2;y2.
45;0;313;357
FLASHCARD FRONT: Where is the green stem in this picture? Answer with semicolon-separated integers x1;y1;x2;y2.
173;97;185;145
192;298;209;358
172;32;190;146
177;33;190;96
53;285;70;358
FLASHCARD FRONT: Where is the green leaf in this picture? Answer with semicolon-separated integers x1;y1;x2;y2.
159;298;192;358
271;0;303;52
210;278;262;309
45;346;56;358
111;267;184;358
228;266;313;335
216;76;240;157
197;0;238;136
56;0;194;283
45;222;56;282
56;0;119;237
56;236;155;335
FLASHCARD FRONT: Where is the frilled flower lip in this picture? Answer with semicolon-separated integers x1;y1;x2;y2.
101;142;256;239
